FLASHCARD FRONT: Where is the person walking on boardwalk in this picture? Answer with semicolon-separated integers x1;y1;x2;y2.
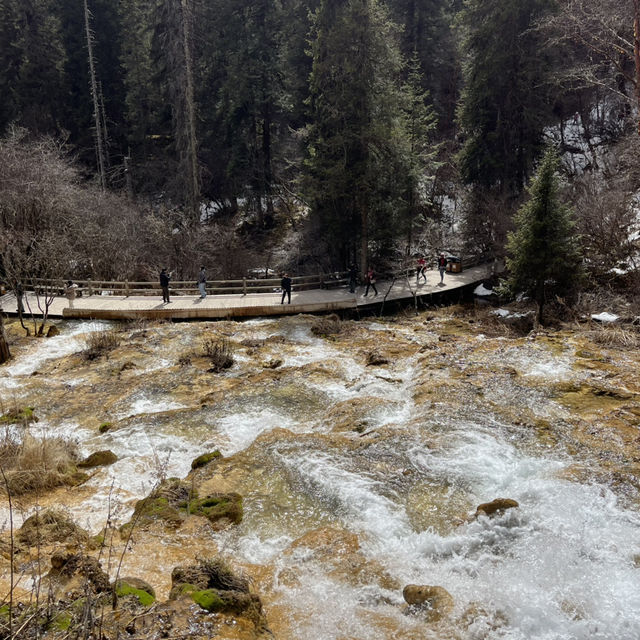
281;273;292;304
438;254;447;285
348;263;358;293
198;266;207;298
160;268;171;303
65;280;78;308
416;256;427;283
363;267;378;297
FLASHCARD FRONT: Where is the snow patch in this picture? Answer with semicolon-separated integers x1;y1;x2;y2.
591;312;619;323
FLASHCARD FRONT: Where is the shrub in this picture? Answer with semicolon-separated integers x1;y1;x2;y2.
202;337;234;372
83;330;120;360
311;313;343;337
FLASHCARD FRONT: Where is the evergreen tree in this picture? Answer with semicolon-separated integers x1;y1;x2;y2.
457;0;556;195
305;0;408;271
505;147;583;323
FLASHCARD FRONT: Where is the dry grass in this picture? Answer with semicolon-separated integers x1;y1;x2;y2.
83;329;121;360
202;337;234;372
0;430;82;495
311;313;344;337
586;325;640;349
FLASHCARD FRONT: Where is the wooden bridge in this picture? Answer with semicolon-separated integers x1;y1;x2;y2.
0;263;499;321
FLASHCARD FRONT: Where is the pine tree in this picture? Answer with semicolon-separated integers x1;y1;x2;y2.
457;0;555;196
506;147;583;323
305;0;407;271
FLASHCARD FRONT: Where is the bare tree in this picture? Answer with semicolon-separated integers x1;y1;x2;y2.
543;0;639;133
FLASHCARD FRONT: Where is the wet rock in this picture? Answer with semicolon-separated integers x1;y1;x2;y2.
311;314;343;337
119;360;137;371
402;584;454;621
191;450;223;469
78;450;118;468
262;358;283;369
47;550;111;595
475;498;519;518
366;350;389;366
18;510;89;548
46;325;60;337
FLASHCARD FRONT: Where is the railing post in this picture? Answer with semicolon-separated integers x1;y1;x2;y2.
87;279;93;296
243;277;247;296
125;280;129;297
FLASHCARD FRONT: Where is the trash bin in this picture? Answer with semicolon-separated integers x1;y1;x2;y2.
447;257;462;273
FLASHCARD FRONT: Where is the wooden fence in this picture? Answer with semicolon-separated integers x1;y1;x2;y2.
6;255;490;299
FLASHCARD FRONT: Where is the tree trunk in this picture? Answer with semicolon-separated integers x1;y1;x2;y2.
0;315;10;364
84;0;107;190
634;0;640;135
181;0;199;220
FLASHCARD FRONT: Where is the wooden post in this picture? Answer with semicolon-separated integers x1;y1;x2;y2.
125;281;129;297
243;278;247;296
87;280;93;296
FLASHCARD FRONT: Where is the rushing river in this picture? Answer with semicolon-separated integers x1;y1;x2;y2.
1;312;639;639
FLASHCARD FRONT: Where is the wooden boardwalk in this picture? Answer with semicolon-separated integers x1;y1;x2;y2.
0;264;496;321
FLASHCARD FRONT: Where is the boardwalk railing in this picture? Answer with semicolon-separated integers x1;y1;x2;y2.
5;256;491;300
18;272;350;298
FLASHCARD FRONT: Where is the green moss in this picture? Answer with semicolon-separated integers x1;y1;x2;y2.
0;604;9;618
49;611;72;631
115;582;155;607
191;450;222;469
0;406;37;424
188;493;243;525
98;422;113;433
191;588;226;612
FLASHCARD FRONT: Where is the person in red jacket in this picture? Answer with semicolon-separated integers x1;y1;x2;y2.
363;267;378;297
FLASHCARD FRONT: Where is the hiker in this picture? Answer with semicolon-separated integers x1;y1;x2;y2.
438;254;448;284
198;266;207;299
348;263;358;293
416;256;427;283
363;267;378;297
160;268;171;303
65;280;78;308
281;273;292;304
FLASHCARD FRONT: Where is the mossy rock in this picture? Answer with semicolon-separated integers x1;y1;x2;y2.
115;578;156;607
475;498;519;518
46;325;60;338
188;493;243;525
78;450;118;468
120;497;184;535
0;406;37;425
190;588;261;615
18;510;88;547
191;450;222;470
98;421;113;433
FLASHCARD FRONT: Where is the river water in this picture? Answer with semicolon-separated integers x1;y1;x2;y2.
1;313;639;639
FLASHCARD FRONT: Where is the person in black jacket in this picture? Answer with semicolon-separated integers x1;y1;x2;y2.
437;254;447;285
348;264;357;293
281;273;292;304
160;268;171;303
